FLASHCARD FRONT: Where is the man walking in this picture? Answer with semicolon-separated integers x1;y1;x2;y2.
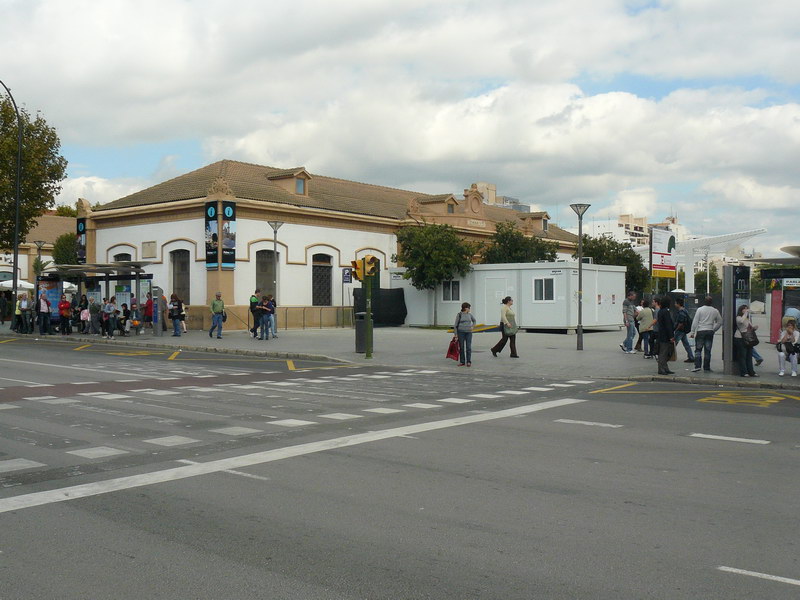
656;296;676;375
249;288;260;338
690;296;722;372
620;290;637;353
673;298;695;363
209;292;225;339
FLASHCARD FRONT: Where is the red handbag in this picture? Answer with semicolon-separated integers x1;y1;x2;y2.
446;337;460;361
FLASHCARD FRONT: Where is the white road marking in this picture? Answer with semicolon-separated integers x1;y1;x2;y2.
363;408;405;414
72;381;99;385
718;566;800;587
319;413;363;420
209;427;263;436
22;396;58;401
547;383;574;387
436;398;473;404
403;403;441;409
0;404;20;410
567;380;594;384
177;459;272;482
0;397;586;514
1;375;49;385
498;390;529;395
39;398;81;405
143;436;201;446
689;433;771;445
470;394;502;399
140;390;181;396
522;387;553;392
0;357;141;378
268;419;317;427
66;447;129;459
0;459;46;473
554;419;624;428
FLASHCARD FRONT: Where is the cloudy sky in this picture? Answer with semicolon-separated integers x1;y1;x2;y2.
2;0;798;255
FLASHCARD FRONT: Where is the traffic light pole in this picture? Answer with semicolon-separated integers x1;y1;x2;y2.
364;257;373;359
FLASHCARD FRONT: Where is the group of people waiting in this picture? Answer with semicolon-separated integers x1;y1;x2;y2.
248;289;278;340
5;290;161;339
623;290;800;378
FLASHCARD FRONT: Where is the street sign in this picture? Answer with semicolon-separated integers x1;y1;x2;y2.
343;267;352;283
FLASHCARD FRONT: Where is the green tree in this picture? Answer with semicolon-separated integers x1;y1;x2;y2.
481;221;558;264
32;255;52;277
1;97;68;249
54;204;78;217
392;224;478;325
694;264;722;294
576;235;649;292
52;232;78;265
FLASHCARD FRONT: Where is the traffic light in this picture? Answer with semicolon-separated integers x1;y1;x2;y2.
350;259;365;281
364;254;378;277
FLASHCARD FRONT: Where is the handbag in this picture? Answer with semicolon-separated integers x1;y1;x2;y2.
503;324;519;336
80;309;90;321
446;337;460;361
742;327;759;348
222;311;228;323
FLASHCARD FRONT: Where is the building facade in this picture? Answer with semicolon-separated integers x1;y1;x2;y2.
82;160;579;328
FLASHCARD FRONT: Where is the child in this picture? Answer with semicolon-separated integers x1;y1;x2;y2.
777;321;799;377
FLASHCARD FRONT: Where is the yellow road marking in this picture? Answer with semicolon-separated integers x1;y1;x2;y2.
698;391;787;408
0;338;18;344
286;359;296;371
73;344;92;351
167;351;181;361
590;382;638;394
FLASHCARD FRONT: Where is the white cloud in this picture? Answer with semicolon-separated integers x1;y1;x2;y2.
56;176;146;207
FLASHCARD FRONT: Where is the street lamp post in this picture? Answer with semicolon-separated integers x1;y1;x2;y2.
570;203;591;351
267;219;284;308
0;80;23;314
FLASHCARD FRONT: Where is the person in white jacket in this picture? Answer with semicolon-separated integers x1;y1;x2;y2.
689;296;723;372
776;321;800;377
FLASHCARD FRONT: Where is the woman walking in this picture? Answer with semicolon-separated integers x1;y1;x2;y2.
734;304;758;377
491;296;519;358
636;298;656;358
453;302;476;366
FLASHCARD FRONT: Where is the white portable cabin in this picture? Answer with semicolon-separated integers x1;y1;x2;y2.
390;261;626;330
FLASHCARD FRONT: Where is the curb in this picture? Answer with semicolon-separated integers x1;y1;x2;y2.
616;374;800;391
0;332;350;364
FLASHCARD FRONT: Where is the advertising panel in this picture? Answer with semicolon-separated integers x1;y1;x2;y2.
76;218;87;264
37;278;62;319
221;201;236;269
205;201;218;269
651;228;677;278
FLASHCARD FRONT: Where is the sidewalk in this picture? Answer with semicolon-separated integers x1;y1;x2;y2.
1;315;795;390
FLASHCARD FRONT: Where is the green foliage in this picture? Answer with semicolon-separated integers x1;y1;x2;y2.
481;221;558;264
576;235;649;292
32;255;52;277
1;97;68;249
52;232;78;265
392;224;478;291
694;263;722;294
54;204;78;217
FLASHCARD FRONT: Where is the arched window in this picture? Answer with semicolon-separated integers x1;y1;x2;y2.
170;249;190;303
256;249;278;299
113;252;132;287
311;253;332;306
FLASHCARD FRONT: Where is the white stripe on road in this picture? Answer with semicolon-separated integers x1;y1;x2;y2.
1;375;50;385
718;566;800;587
177;459;272;482
689;433;771;445
0;357;143;378
0;397;586;514
554;419;624;428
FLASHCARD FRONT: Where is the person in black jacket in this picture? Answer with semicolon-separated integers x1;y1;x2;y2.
656;296;676;375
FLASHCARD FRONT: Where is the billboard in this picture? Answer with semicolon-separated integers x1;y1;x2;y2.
221;201;236;269
76;218;87;264
651;228;677;278
205;201;218;269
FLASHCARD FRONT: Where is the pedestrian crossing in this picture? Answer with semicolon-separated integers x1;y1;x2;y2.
0;370;596;478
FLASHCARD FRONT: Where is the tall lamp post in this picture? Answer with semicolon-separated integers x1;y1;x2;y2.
267;220;284;302
1;80;23;314
570;203;591;351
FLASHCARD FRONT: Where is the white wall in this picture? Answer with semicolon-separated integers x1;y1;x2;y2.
391;262;626;328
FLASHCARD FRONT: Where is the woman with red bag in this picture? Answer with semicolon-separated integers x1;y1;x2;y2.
453;302;476;367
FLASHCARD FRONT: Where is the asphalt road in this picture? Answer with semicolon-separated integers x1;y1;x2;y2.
1;340;799;599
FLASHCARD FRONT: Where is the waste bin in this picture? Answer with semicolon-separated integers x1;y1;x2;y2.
355;311;367;353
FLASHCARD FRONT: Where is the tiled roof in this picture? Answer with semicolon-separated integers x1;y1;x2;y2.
23;215;74;244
